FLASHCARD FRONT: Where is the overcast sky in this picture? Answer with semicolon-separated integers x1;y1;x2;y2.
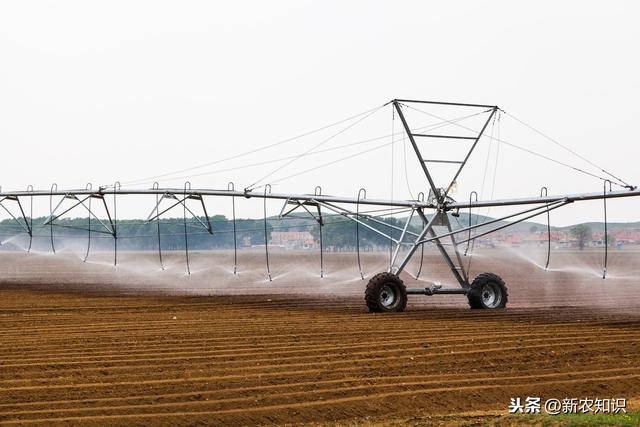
1;1;639;225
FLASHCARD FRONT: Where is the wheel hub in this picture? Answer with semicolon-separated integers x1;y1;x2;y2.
481;283;502;308
379;284;396;308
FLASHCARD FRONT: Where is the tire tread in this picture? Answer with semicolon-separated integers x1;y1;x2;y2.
365;272;407;313
467;272;508;309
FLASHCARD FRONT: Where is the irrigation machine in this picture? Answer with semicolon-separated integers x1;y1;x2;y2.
1;99;639;312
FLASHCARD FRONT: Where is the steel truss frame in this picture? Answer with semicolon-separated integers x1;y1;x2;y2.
0;99;638;295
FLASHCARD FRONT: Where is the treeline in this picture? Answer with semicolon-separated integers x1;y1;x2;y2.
0;215;414;251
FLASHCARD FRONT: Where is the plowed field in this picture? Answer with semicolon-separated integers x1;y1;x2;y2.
1;249;639;425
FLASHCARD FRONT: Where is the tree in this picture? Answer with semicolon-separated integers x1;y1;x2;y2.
571;224;592;250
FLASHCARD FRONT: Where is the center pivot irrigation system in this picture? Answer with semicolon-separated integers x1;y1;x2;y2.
1;99;639;312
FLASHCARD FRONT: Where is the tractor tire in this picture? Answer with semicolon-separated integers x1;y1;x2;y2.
365;272;407;313
467;272;508;309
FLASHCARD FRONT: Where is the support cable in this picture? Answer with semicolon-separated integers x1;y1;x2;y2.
422;200;567;246
268;140;397;186
120;105;385;187
129;122;442;187
504;111;634;189
246;105;385;191
403;103;628;189
451;201;571;246
465;114;498;274
21;207;412;237
121;110;489;189
19;213;413;240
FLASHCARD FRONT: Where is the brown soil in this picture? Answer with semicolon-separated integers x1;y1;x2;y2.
0;249;639;425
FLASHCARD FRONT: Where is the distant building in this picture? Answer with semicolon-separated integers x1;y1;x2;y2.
269;231;315;250
480;228;640;249
610;229;640;245
487;231;564;247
